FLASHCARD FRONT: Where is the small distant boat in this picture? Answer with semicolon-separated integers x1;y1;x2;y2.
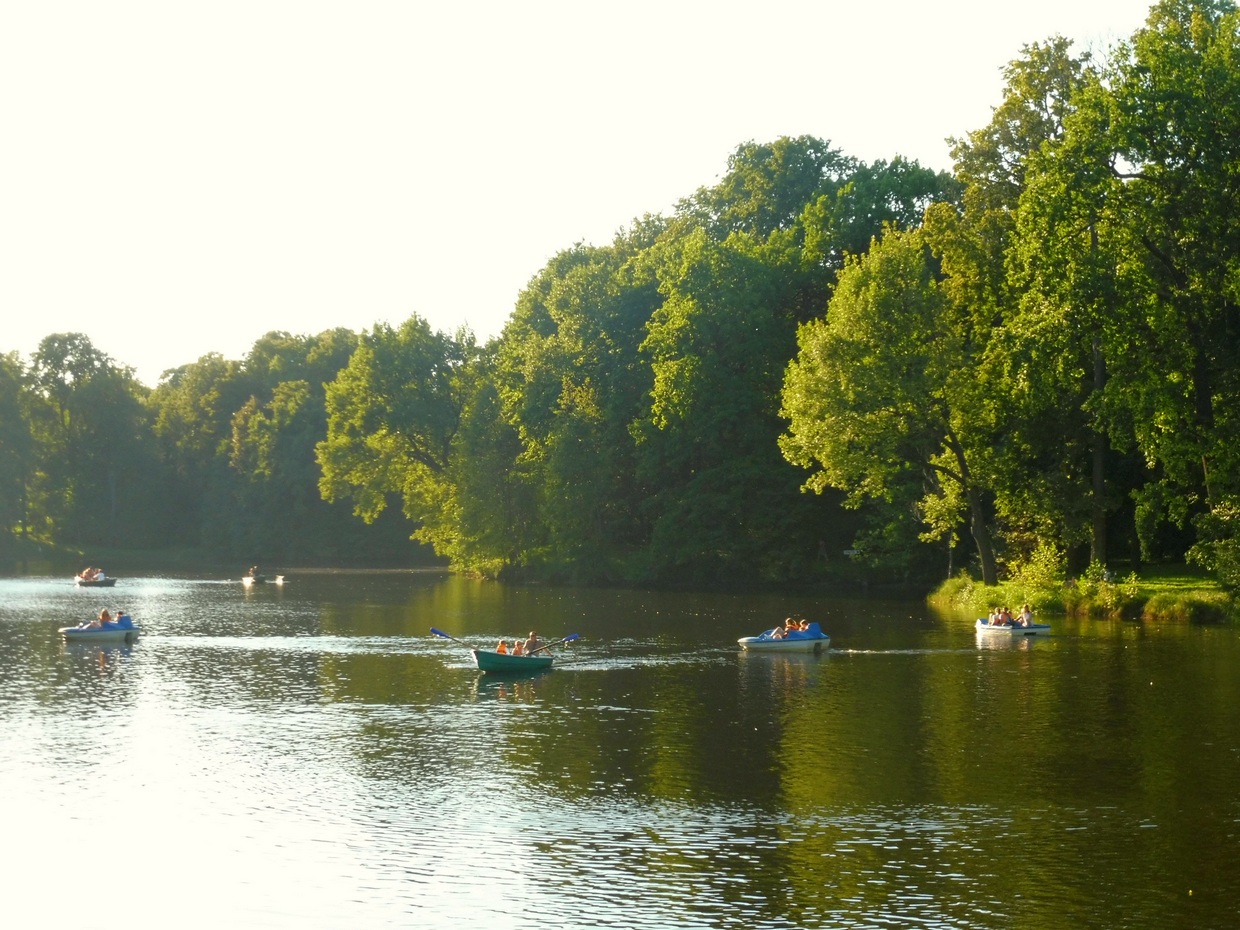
471;649;554;673
738;622;830;652
75;575;117;587
60;617;139;642
975;619;1051;636
242;574;285;586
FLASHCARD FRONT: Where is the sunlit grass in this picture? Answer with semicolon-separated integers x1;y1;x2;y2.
930;563;1237;623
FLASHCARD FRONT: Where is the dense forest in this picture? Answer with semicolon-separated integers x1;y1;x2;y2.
2;0;1238;593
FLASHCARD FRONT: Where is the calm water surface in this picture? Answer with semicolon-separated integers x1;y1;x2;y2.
2;571;1238;929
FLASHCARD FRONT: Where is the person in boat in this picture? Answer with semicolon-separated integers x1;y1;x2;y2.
511;640;525;656
1019;603;1034;627
496;640;509;654
523;631;544;654
987;608;1004;626
115;610;131;628
83;608;112;630
247;565;260;578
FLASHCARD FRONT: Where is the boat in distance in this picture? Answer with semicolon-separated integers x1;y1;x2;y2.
242;574;285;586
472;649;553;673
738;621;830;652
975;619;1051;636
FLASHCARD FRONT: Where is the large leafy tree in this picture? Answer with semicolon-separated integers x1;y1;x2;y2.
494;231;662;580
678;136;857;238
781;227;1001;584
934;36;1113;571
634;138;957;582
634;226;821;580
1012;0;1240;569
27;333;155;545
448;354;532;576
317;315;477;561
226;328;381;562
148;352;254;546
1105;0;1240;523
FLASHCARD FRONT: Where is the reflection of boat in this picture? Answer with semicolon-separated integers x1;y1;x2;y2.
738;622;830;652
59;618;140;642
471;649;553;673
975;619;1050;636
75;576;117;587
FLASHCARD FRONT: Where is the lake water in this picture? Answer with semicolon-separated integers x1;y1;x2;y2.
2;570;1238;929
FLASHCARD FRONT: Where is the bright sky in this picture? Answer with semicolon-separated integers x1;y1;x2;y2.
2;1;1155;387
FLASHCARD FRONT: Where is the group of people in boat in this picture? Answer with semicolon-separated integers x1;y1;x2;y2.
74;607;132;630
768;617;813;639
77;567;107;581
495;631;545;656
986;604;1035;627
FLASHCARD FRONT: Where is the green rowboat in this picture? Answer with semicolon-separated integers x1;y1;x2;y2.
472;649;553;673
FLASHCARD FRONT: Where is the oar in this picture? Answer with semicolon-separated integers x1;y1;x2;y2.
526;633;580;656
430;627;472;649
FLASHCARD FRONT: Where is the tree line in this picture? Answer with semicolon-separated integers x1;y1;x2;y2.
3;1;1238;592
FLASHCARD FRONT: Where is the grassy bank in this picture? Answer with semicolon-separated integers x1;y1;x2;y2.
929;564;1238;624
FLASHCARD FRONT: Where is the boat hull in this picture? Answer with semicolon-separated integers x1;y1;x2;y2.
739;620;829;652
472;649;553;673
738;635;829;652
60;625;139;642
75;578;117;587
975;620;1050;636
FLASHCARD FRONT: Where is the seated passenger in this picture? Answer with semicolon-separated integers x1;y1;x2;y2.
511;640;525;656
496;640;509;654
1019;603;1034;627
85;608;111;629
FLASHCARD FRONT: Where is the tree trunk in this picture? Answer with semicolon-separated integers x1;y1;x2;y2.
944;427;997;585
1090;335;1107;567
967;487;998;585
